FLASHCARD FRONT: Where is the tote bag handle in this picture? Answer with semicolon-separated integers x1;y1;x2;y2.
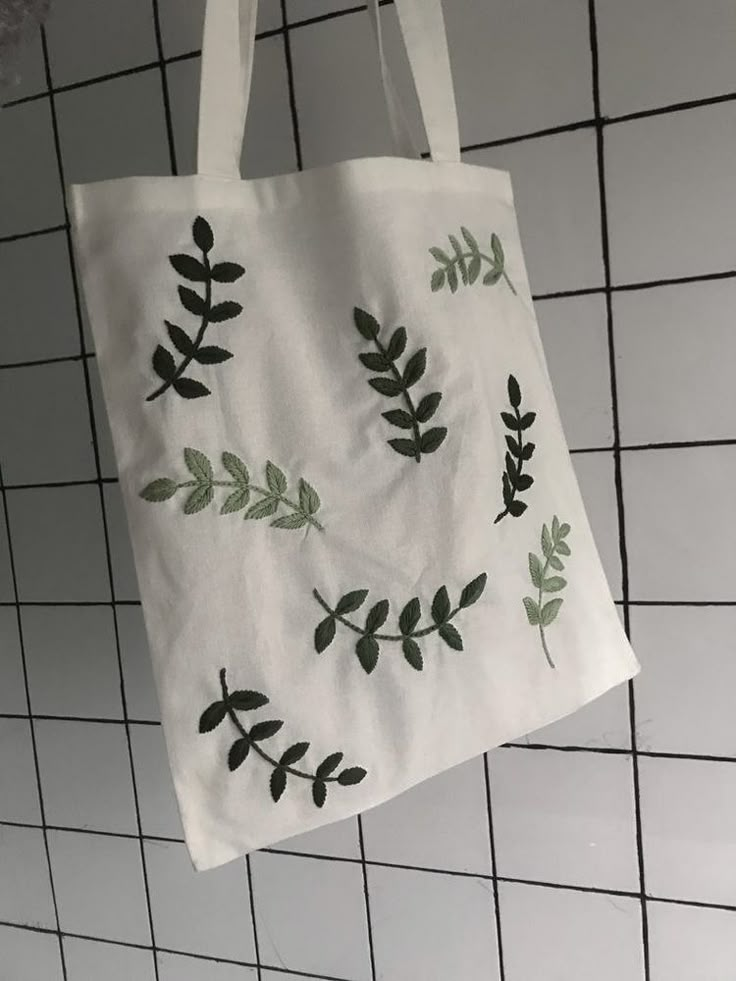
197;0;460;179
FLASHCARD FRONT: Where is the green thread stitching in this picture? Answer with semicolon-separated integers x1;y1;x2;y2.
353;307;447;462
429;227;517;296
139;447;324;532
146;216;245;402
313;573;487;674
495;374;536;523
522;516;572;669
200;668;367;807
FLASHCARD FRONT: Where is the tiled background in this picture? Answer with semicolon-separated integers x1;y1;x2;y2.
1;0;735;978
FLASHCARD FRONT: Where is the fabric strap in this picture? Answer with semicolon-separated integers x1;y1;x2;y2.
197;0;460;178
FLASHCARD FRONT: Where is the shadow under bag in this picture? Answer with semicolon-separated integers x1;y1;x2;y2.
69;0;640;870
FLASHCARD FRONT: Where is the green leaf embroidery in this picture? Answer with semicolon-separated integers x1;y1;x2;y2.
146;216;246;403
312;573;487;674
429;226;517;296
139;448;325;533
495;374;536;524
522;517;572;668
202;668;367;807
353;307;447;463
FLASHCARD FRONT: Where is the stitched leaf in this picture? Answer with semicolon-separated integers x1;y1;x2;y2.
280;742;310;766
449;234;467;284
542;576;567;593
508;499;527;517
461;226;480;254
169;253;207;281
415;391;442;422
519;412;536;430
505;452;518;484
446;264;459;293
430;268;445;292
459;573;487;609
505;434;521;456
270;767;287;802
229;689;269;711
337;767;367;786
429;246;451;264
165;321;194;356
540;598;564;626
388;437;418;457
209;300;243;323
516;473;534;491
271;513;308;530
178;285;206;317
483;268;502;286
244;497;279;520
316;752;343;778
222;452;249;485
552;515;560;540
419;427;447;453
152;344;176;382
193;216;214;253
403;348;426;387
250;719;284;741
502;473;513;506
359;352;391;372
353;307;380;340
139;478;177;502
548;554;564;572
199;700;227;733
312;779;327;808
523;596;540;625
194;345;233;364
173;377;210;398
387;327;407;360
431;585;451;624
491;232;504;267
265;461;287;494
315;616;336;652
541;524;553;558
399;597;421;634
298;479;321;515
365;600;389;633
467;255;481;283
228;738;250;770
508;374;521;408
439;622;463;651
219;488;250;512
369;377;403;397
501;411;517;429
556;540;571;556
210;261;245;282
521;442;535;461
184;484;213;514
559;522;571;538
382;409;414;429
528;553;544;589
184;448;213;483
336;590;369;614
402;637;423;670
356;635;379;674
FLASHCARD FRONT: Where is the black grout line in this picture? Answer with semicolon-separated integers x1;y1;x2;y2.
357;816;378;981
0;352;95;372
38;27;161;981
245;854;263;981
151;0;179;177
280;0;303;171
0;222;68;243
483;754;506;980
588;5;650;979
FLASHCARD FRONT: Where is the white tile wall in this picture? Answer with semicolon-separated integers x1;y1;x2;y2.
1;2;732;979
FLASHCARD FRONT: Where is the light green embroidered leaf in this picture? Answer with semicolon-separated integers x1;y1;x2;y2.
399;597;421;634
244;496;279;520
419;427;447;453
178;285;206;317
265;460;287;494
220;487;250;514
359;352;391;372
448;234;467;284
541;524;553;558
439;622;463;650
166;321;194;356
271;513;308;530
528;553;544;589
388;437;418;457
192;215;214;253
315;616;336;653
152;344;176;382
184;447;213;483
209;261;245;283
540;598;564;626
298;479;321;516
430;268;445;292
559;523;571;538
369;377;404;398
280;742;309;766
382;409;414;429
228;738;250;770
353;306;380;340
461;226;480;255
548;554;565;572
459;573;488;609
222;451;249;485
337;767;367;786
365;600;389;633
184;484;214;515
415;391;442;423
431;585;451;624
467;254;481;284
446;264;459;293
556;540;571;556
312;779;327;808
139;478;177;502
169;253;207;281
542;576;567;593
522;596;540;625
336;590;369;614
402;637;423;670
483;268;502;286
270;767;287;802
429;246;451;264
316;752;343;778
356;635;379;674
552;515;560;540
491;232;504;267
386;327;407;360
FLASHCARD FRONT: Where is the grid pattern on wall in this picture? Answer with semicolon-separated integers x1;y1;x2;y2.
1;1;736;979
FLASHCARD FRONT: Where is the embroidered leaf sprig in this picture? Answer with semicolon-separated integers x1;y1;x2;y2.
200;669;367;807
523;516;571;669
429;227;516;296
139;447;324;532
352;307;447;462
495;374;536;523
146;216;245;402
313;573;487;674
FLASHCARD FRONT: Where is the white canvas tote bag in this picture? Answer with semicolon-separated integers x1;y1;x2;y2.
70;0;640;871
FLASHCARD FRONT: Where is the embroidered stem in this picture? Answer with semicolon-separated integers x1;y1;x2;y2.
176;478;323;531
429;227;517;295
522;517;572;670
536;553;556;669
495;374;536;523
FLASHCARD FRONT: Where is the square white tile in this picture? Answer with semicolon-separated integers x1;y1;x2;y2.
103;484;140;601
278;815;360;860
5;486;109;601
49;828;151;944
250;850;371;981
88;362;118;479
158;952;257;981
369;864;500;981
0;232;79;365
0;99;65;238
623;446;736;602
606;104;736;285
158;0;282;59
22;606;123;719
614;279;736;445
63;936;156;981
145;840;255;962
0;924;63;981
0;362;95;484
466;130;603;295
571;450;622;602
500;880;644;981
131;724;183;839
0;825;56;929
361;757;491;874
45;0;158;87
597;0;736;117
117;606;161;722
521;683;631;750
639;756;736;906
0;608;26;714
631;606;736;757
489;746;639;891
55;71;172;185
0;499;14;603
648;900;736;981
0;719;41;824
536;293;613;450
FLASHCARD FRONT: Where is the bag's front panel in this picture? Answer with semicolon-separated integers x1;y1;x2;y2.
72;160;638;869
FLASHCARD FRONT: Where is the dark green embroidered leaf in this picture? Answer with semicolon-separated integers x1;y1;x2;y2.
192;216;214;253
209;300;243;323
222;451;249;485
194;345;233;364
483;268;502;286
402;637;423;670
540;598;564;626
387;327;407;360
399;597;421;634
439;622;463;650
505;452;518;484
388;438;419;457
298;479;321;515
139;478;177;502
420;427;447;453
459;572;487;609
228;737;250;770
415;391;442;423
508;499;527;517
556;540;571;556
316;752;343;778
265;461;287;494
271;513;308;530
359;352;391;372
519;412;536;430
169;253;207;281
356;635;379;674
429;246;451;264
365;600;389;633
541;524;553;558
312;779;327;808
184;447;213;483
172;377;210;399
501;411;517;430
315;616;336;653
521;442;535;461
508;374;521;408
166;321;195;356
250;719;284;742
491;232;504;267
431;585;451;624
336;590;369;614
502;473;513;506
505;434;521;456
199;700;227;733
467;254;481;284
337;767;367;786
516;474;534;492
522;597;540;625
548;554;565;572
210;261;245;282
382;409;414;429
369;377;403;397
430;268;445;292
244;497;279;520
542;576;567;593
353;307;380;340
403;348;427;387
270;767;287;802
178;285;206;317
461;226;480;254
184;484;214;515
280;742;310;766
229;689;269;711
152;344;176;382
528;553;544;589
